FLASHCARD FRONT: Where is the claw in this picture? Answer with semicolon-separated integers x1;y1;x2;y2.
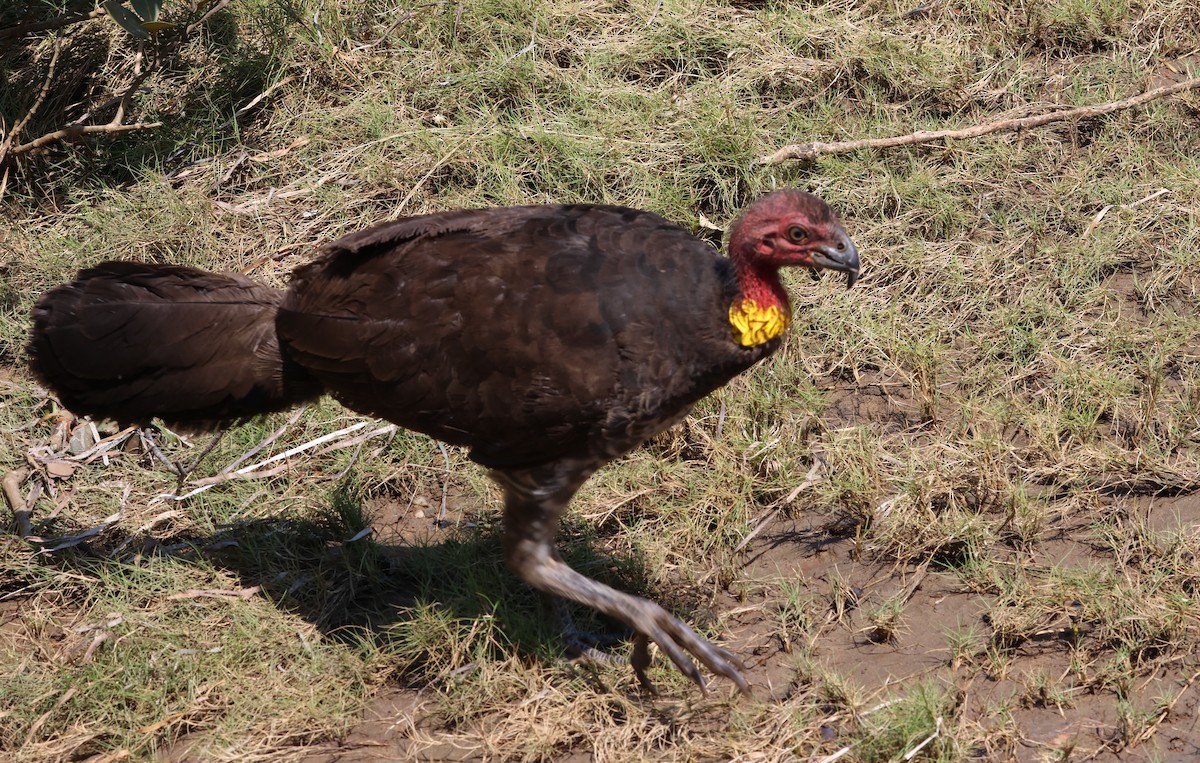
633;611;750;697
631;634;657;693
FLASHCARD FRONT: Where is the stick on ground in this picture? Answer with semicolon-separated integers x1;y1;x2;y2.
758;76;1200;164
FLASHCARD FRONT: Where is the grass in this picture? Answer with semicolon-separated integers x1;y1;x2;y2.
3;0;1200;760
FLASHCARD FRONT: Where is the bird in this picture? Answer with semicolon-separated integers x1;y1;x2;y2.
27;189;859;694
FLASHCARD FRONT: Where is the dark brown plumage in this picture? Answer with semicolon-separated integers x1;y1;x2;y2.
28;189;859;694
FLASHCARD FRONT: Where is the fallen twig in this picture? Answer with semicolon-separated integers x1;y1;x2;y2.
5;63;163;161
436;442;451;521
221;407;307;474
218;75;296;132
386;130;482;219
903;716;942;760
24;687;77;747
316;423;398;456
1080;187;1172;240
814;746;852;763
140;428;183;476
155;462;294;502
182;428;229;473
167;585;262;600
1131;669;1200;746
185;0;230;35
231;420;374;471
69;426;137;463
150;418;378;503
0;3;230;169
212;170;345;213
733;456;826;555
758;76;1200;164
348;7;423;51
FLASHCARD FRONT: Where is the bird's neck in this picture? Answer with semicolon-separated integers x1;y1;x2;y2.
729;257;791;348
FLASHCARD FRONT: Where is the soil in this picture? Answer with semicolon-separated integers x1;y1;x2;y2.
294;487;1200;763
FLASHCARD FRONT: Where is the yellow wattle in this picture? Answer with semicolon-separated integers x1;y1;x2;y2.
729;298;790;347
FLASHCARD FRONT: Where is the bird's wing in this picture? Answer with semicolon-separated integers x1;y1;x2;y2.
278;205;756;468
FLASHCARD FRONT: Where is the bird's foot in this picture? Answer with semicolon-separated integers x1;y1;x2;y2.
628;599;750;697
555;597;749;695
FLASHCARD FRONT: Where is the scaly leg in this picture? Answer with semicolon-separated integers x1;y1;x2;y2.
495;465;749;695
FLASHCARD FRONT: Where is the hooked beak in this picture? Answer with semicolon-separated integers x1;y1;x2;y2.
810;231;860;288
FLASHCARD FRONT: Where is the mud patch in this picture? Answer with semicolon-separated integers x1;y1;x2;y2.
301;692;471;763
296;489;1200;762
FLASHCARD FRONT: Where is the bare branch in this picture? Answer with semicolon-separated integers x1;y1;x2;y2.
110;63;154;127
758;76;1200;164
7;121;163;158
0;8;105;41
0;38;62;164
1;1;231;166
185;0;230;36
4;52;162;161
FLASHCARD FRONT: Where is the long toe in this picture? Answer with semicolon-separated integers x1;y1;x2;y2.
632;599;751;696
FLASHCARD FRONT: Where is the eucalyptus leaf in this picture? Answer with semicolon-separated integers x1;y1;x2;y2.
131;0;161;23
104;0;150;39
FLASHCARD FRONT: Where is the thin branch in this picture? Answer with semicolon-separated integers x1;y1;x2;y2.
139;427;183;476
111;63;155;127
733;456;826;556
167;585;261;600
7;121;163;158
0;8;106;41
216;75;296;133
758;76;1200;164
0;38;62;164
387;130;482;219
436;442;451;522
220;407;307;475
185;0;230;35
348;8;421;51
3;1;230;164
902;716;942;761
149;418;376;503
5;54;161;160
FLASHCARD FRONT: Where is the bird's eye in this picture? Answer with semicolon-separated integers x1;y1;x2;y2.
786;225;808;243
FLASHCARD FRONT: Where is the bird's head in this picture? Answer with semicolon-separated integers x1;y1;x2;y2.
724;190;859;347
729;189;860;287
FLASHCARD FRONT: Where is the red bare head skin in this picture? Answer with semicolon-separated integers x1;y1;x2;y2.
727;189;860;310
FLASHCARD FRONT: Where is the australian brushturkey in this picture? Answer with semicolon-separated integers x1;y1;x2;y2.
28;189;859;694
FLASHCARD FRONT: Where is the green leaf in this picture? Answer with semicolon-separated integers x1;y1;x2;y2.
142;21;176;34
104;0;150;38
131;0;161;23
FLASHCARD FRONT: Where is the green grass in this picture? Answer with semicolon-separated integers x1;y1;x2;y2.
3;0;1200;760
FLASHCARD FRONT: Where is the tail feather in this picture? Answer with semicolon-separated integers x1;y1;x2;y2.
28;262;322;428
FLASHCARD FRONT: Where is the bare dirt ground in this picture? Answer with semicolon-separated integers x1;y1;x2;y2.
266;446;1200;763
283;491;1200;762
288;496;1200;758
